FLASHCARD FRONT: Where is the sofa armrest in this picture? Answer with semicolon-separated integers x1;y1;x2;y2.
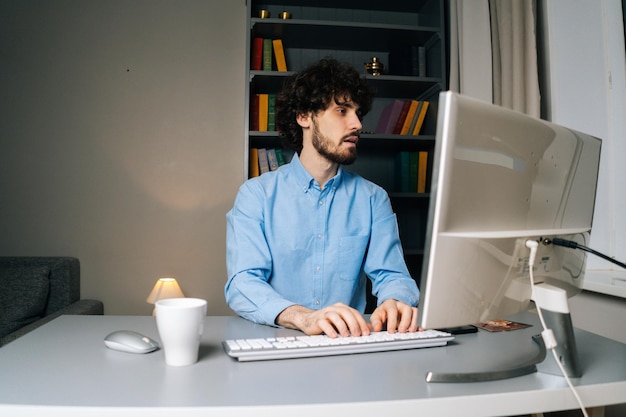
0;299;104;347
56;299;104;316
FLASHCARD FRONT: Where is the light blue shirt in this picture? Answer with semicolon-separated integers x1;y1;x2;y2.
225;154;419;326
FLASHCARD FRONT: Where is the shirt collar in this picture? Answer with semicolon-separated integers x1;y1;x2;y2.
289;153;343;193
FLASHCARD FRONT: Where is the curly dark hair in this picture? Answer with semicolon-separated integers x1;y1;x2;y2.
275;58;374;153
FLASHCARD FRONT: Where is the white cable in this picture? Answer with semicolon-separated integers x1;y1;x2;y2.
525;240;589;417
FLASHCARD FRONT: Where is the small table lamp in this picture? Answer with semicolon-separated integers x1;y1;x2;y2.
146;277;185;315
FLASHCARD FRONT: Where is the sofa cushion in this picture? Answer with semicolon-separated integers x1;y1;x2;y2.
0;266;50;339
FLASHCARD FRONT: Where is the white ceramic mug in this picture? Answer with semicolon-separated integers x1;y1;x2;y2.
155;298;207;366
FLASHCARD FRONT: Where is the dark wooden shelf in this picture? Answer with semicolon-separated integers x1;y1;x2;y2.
247;0;446;284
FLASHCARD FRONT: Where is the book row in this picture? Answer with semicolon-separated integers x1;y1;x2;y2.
251;95;431;134
249;147;290;178
376;99;430;136
249;147;428;195
250;93;275;132
251;37;287;72
396;151;429;194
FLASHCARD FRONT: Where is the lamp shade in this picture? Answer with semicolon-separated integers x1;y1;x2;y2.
146;278;185;304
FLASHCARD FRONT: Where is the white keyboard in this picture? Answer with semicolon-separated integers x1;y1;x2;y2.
223;329;454;361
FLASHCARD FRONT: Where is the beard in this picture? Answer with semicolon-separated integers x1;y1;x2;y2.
311;119;358;165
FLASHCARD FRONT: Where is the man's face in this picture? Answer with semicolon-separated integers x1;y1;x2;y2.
310;98;363;165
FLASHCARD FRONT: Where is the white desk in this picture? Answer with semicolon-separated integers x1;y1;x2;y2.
1;312;625;417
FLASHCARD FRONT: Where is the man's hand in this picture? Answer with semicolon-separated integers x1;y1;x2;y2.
275;303;371;338
370;299;419;333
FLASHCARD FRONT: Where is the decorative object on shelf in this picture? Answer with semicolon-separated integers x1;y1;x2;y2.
146;277;185;315
258;9;270;19
364;57;384;76
279;11;292;19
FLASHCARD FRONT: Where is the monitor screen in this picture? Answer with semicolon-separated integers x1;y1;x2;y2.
418;91;602;330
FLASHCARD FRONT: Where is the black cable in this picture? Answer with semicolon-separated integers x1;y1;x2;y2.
547;238;626;270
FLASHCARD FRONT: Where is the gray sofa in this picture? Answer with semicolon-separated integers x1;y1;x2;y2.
0;257;104;346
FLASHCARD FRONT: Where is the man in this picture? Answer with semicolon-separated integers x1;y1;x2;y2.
225;58;419;337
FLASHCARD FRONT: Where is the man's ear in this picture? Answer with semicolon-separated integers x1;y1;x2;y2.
296;112;311;128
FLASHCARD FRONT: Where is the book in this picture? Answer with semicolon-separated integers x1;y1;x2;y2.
411;100;430;136
262;39;273;71
272;39;287;72
275;148;286;166
257;148;270;174
258;93;269;131
400;100;419;135
267;93;276;131
410;46;420;77
418;46;426;77
395;151;411;192
267;148;279;171
389;46;410;76
417;151;428;193
251;37;263;71
407;101;423;135
409;152;419;192
389;45;419;76
249;148;260;178
249;94;259;131
392;100;412;134
375;99;405;134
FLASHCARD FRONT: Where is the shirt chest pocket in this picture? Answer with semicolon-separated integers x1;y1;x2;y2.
337;235;370;281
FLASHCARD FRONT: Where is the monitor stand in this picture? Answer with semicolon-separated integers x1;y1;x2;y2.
532;283;582;378
426;283;581;383
534;306;582;378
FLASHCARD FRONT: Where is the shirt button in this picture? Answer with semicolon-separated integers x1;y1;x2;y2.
315;299;320;305
317;234;322;239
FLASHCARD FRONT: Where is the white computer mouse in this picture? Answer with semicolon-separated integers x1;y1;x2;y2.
104;330;160;354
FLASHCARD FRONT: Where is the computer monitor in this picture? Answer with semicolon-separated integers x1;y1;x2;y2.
417;91;602;380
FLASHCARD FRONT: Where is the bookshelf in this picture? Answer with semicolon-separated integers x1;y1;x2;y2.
246;0;446;309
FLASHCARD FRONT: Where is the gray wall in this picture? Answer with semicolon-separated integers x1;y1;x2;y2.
0;0;247;315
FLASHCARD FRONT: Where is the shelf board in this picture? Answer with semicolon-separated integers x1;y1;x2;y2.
362;133;436;142
390;192;431;199
402;248;425;256
250;71;443;99
251;19;440;51
251;17;439;32
249;130;281;137
251;0;437;13
248;132;436;151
